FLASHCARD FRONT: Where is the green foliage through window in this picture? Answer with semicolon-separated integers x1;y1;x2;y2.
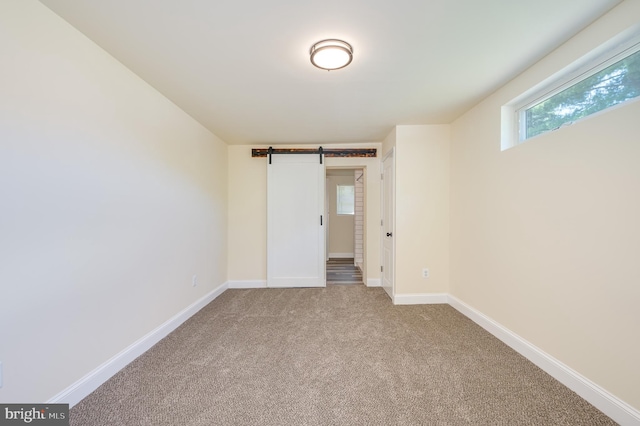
524;48;640;139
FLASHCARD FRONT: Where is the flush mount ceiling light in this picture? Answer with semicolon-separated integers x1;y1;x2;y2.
310;39;353;71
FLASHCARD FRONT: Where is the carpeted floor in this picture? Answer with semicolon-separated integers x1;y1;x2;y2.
70;286;616;425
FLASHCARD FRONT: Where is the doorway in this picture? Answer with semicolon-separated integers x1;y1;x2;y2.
325;168;365;285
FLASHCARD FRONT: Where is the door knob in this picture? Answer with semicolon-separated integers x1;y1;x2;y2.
386;232;392;237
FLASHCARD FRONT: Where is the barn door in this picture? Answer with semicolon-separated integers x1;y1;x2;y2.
267;153;326;287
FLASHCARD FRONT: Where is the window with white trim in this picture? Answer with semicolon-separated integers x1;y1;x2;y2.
502;29;640;150
336;185;354;215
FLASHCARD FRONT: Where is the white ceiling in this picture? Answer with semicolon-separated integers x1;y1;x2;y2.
39;0;621;145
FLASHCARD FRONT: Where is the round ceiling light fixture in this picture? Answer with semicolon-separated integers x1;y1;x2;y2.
310;39;353;71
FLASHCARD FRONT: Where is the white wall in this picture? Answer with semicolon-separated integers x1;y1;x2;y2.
383;125;450;296
450;0;640;411
228;144;381;285
382;127;396;156
0;0;228;403
396;126;450;295
227;146;268;282
327;174;355;257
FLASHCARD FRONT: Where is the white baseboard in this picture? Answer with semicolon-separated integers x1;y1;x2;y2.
328;253;354;259
228;280;267;289
48;281;229;408
366;278;381;287
393;293;448;305
447;295;640;426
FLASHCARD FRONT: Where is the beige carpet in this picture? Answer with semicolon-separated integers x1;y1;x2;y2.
71;286;616;425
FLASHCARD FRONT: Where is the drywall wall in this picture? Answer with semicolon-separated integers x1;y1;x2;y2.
327;174;355;257
382;127;396;156
392;125;450;295
227;146;268;282
228;144;381;285
0;0;228;403
450;0;640;410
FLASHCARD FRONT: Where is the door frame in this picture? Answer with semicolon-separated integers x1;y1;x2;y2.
325;166;367;283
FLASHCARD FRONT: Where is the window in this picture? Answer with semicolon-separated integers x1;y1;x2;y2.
522;49;640;140
502;29;640;150
336;185;354;215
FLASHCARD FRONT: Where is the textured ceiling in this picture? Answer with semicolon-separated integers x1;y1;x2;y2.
39;0;622;145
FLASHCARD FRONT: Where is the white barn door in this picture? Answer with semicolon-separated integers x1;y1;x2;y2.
267;153;326;287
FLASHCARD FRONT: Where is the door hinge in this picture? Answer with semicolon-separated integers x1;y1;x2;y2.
381;173;384;180
381;219;383;226
381;265;383;272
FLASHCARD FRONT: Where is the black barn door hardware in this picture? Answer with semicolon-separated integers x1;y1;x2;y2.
254;147;377;162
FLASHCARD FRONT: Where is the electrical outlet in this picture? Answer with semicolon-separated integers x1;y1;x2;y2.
192;275;198;287
422;268;429;278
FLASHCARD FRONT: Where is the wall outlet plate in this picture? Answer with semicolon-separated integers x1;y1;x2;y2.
192;275;198;287
422;268;429;278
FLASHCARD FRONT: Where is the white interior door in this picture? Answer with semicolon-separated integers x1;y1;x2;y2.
381;149;395;298
268;153;326;287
